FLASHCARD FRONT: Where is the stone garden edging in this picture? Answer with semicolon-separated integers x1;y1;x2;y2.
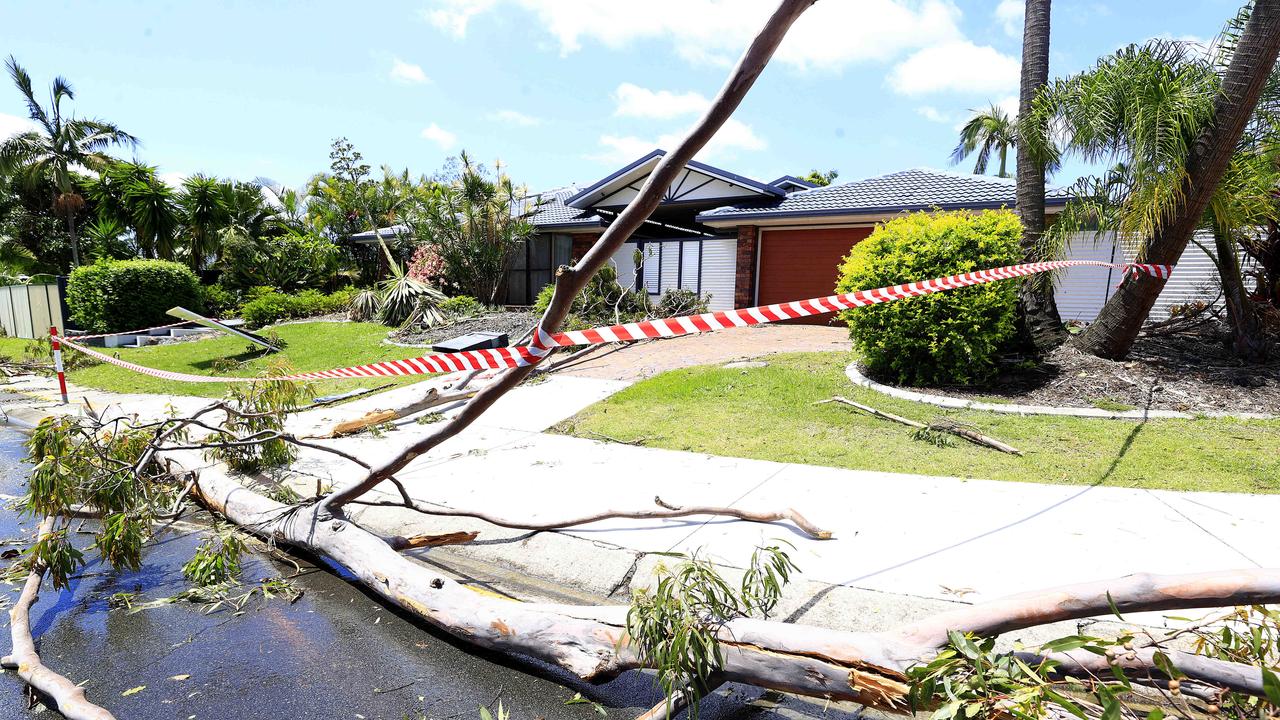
844;362;1277;421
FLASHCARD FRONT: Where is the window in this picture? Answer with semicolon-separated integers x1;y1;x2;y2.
505;234;572;305
637;239;702;296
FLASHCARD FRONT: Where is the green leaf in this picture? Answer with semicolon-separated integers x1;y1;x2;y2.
1151;651;1181;680
1040;635;1094;653
1044;689;1088;720
1105;591;1124;620
1145;709;1165;720
932;700;962;720
1261;667;1280;707
949;630;980;660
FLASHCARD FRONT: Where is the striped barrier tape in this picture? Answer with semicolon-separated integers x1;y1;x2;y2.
57;260;1173;385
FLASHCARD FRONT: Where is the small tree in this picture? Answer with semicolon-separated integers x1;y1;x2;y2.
419;152;538;304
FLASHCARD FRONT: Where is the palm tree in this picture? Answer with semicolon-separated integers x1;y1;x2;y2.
179;174;227;270
122;166;179;260
1029;6;1280;360
0;56;136;268
1013;0;1067;351
951;104;1017;178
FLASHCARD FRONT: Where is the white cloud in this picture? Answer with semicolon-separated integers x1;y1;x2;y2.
590;118;765;163
158;171;189;188
613;83;710;119
423;0;496;37
390;58;430;85
488;109;540;126
421;0;963;71
889;41;1020;96
420;123;457;149
0;112;39;140
916;106;953;123
995;0;1023;38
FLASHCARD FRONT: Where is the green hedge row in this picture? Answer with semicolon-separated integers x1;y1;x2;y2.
66;260;202;334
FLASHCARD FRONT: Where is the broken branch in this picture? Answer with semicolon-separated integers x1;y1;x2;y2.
0;517;116;720
819;396;1023;455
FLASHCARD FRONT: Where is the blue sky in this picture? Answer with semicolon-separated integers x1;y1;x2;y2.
0;0;1244;194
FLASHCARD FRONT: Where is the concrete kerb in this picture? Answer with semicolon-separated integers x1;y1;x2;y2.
845;361;1278;420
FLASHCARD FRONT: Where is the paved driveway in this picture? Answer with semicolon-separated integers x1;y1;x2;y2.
556;324;850;382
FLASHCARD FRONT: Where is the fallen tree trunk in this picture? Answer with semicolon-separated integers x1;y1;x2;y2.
187;456;1280;713
0;517;116;720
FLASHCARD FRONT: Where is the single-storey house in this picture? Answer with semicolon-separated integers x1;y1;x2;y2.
513;149;1222;324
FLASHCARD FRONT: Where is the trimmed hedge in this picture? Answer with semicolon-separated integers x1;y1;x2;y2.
239;287;357;328
66;260;202;334
837;210;1022;387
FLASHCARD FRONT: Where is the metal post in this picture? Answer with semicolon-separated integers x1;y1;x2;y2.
49;326;69;405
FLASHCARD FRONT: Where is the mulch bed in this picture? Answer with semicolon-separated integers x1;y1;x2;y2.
390;311;539;347
892;333;1280;415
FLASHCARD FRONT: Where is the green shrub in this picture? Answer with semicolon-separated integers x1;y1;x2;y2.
439;294;483;318
219;227;341;291
837;210;1022;386
238;288;355;328
197;283;239;318
66;259;202;333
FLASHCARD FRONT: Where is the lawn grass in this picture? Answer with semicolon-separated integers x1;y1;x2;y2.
65;321;430;398
556;351;1280;494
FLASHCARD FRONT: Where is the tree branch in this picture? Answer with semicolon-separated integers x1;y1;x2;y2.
1;517;116;720
317;0;820;514
350;495;833;540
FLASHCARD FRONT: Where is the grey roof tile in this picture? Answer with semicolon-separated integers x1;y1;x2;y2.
696;168;1072;222
525;186;603;228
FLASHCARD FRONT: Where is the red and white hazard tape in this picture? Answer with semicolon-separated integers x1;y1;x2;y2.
57;260;1173;385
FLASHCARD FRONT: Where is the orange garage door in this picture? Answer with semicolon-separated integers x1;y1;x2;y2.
756;227;872;324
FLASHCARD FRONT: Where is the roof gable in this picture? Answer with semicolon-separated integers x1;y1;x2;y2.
565;149;782;210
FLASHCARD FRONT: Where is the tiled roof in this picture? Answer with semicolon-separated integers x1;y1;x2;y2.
696;168;1073;222
525;186;603;228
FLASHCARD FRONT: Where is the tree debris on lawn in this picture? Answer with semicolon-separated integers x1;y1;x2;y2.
817;396;1024;455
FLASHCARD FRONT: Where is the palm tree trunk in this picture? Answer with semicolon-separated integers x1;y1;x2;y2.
1213;224;1271;361
1074;0;1280;359
66;213;80;268
1014;0;1067;352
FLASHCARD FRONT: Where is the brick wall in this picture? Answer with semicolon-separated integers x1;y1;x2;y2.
733;225;758;308
570;233;601;262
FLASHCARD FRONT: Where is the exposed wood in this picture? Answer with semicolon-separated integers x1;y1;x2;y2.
317;0;821;514
352;494;833;540
387;530;480;550
324;387;478;437
819;396;1023;455
0;517;116;720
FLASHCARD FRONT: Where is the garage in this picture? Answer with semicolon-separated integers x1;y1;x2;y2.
756;227;873;323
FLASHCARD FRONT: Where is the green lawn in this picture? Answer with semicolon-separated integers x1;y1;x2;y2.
555;352;1280;494
64;322;429;398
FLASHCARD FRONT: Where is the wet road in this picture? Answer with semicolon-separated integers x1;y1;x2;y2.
0;426;863;720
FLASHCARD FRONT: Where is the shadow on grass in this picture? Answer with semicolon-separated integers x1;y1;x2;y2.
784;417;1149;623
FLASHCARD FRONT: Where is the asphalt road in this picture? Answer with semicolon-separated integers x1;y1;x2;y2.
0;426;871;720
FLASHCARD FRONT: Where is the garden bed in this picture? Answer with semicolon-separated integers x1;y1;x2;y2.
886;333;1280;415
389;310;538;347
